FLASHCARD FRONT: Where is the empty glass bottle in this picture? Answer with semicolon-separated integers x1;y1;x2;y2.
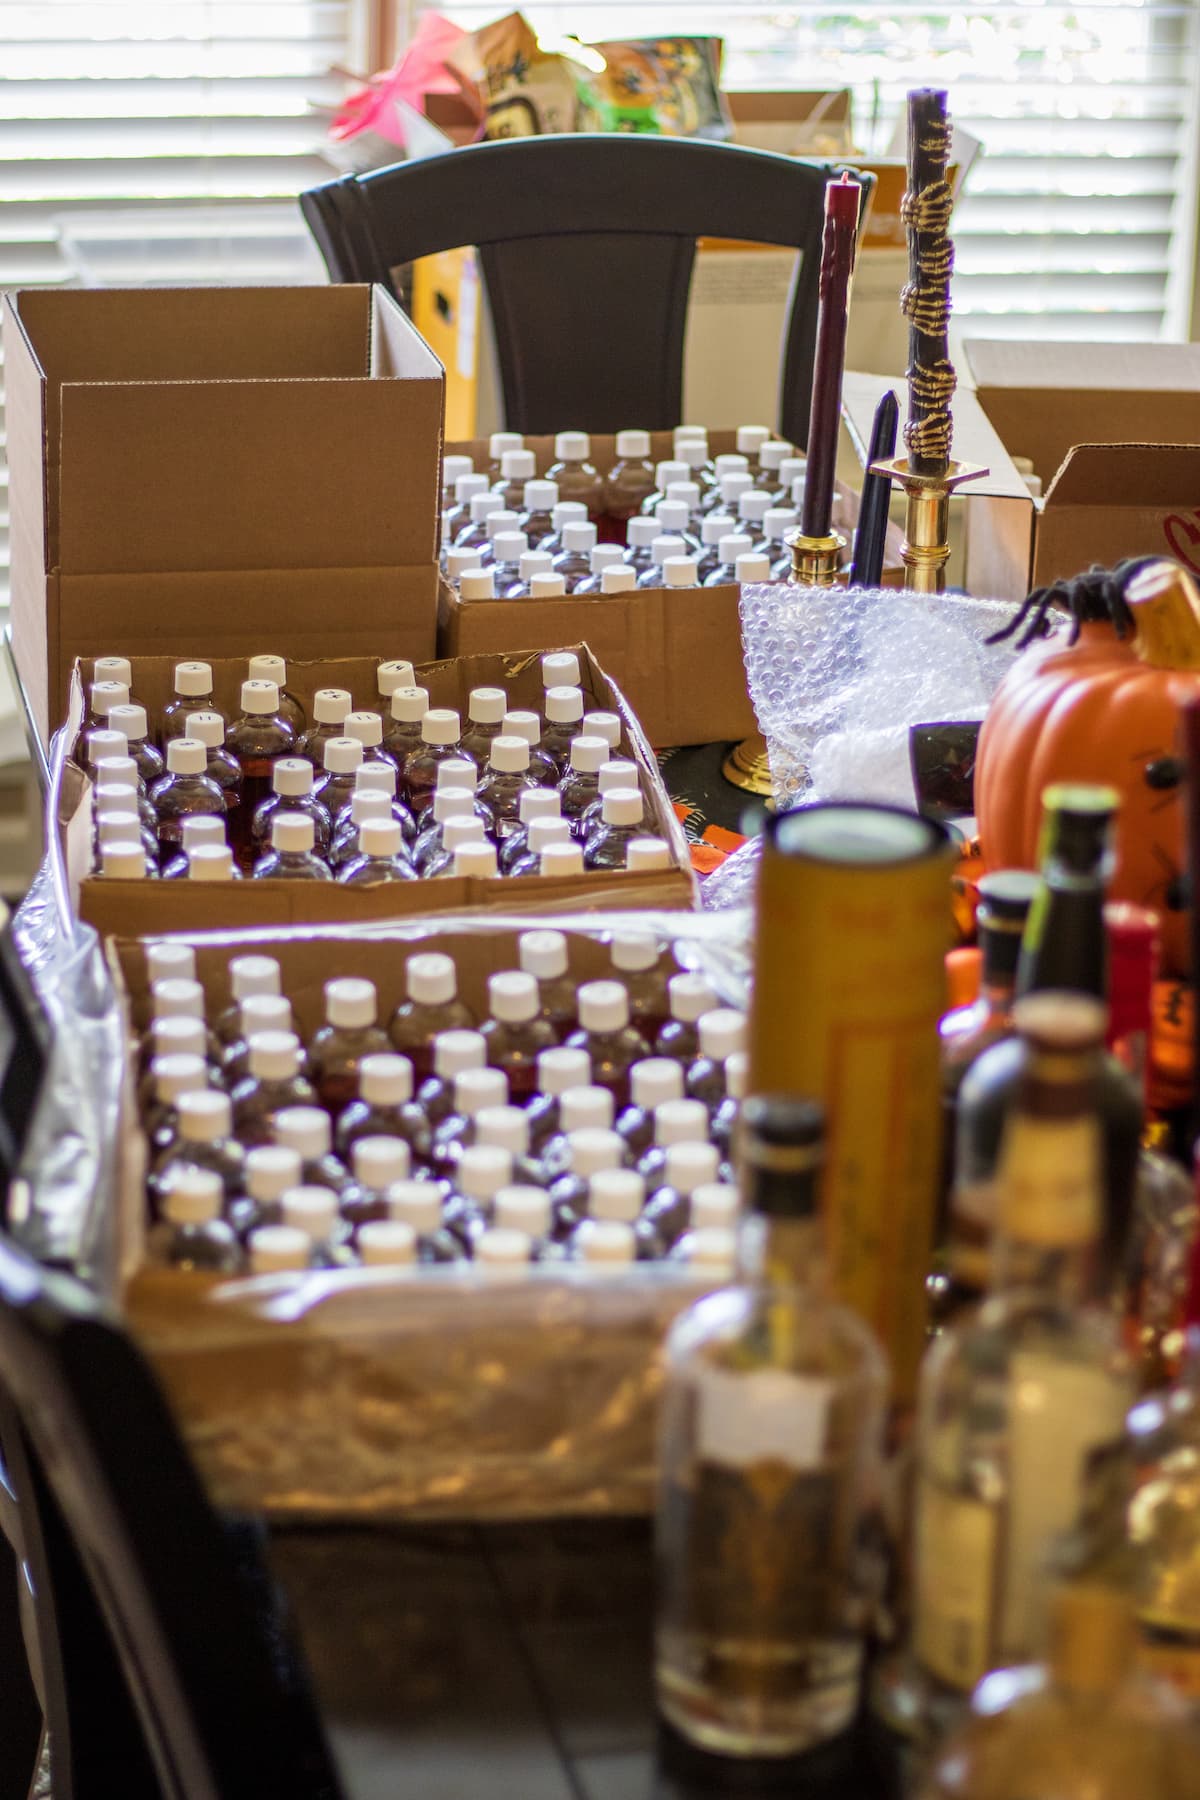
330;792;397;871
643;1140;721;1249
640;459;689;515
654;500;702;555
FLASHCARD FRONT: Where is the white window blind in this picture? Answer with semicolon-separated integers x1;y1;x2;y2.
427;0;1200;342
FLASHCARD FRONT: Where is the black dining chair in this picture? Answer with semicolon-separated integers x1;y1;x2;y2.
300;133;875;440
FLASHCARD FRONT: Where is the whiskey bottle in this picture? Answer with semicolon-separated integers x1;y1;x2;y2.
655;1093;887;1757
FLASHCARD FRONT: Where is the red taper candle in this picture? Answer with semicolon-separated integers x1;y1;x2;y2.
800;172;861;541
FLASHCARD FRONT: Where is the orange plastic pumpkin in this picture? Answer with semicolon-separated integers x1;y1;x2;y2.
976;559;1200;975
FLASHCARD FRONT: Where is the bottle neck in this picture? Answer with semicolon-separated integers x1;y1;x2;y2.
737;1211;824;1293
989;1106;1102;1306
1018;877;1107;999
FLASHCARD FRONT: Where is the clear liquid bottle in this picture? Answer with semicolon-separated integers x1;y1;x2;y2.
702;532;754;588
499;787;562;872
415;1028;487;1130
736;489;773;544
308;978;390;1113
444;546;483;588
250;755;331;858
643;1141;721;1250
389;953;475;1079
538;1085;615;1183
656;973;720;1063
357;1220;420;1269
108;702;166;786
640;460;688;515
772;455;807;509
151;1089;245;1201
161;660;216;742
566;980;649;1106
451;841;498;881
140;1019;215;1108
92;653;133;693
597;566;636;600
220;994;294;1087
252;812;332;881
610;929;673;1039
637;1093;711;1190
147;735;226;859
481;971;557;1100
335;1051;427;1162
475;1226;535;1275
422;815;487;880
519;478;559;548
626;837;672;873
295;687;352;765
605;429;656;522
524;1047;593;1151
225;680;298;867
623;515;660;577
442;451;473;507
477;509;520;568
144;1051;212;1154
571;545;626;595
488;530;529;593
616;1058;685;1160
501;712;559;787
444;472;488;548
311;735;366;827
248;653;306;735
583;787;646;869
340;1136;413;1235
695;514;731;582
503;548;554;599
734;422;771;470
546;1127;626;1239
454;490;505;554
476;735;538;838
413;757;488;833
247;1224;312;1276
383;685;430;766
460;686;508;770
330;792;394;871
86;726;139;780
402;708;467;816
279;1186;354;1268
492;446;537;511
150;1168;241;1272
676;434;713;490
185;710;242;814
146;973;208;1055
558;735;610;836
95;801;159;868
735;552;771;587
231;1030;317;1147
342;709;398;773
540;686;586;774
671;1184;741;1267
573;1219;639;1272
700;453;749;511
443;1144;513;1250
541;650;581;692
412;790;479;874
332;760;415;844
93;754;157;832
537;501;588;561
705;471;753;524
486;430;523;481
338;818;418;885
757;507;798;578
518;929;577;1038
507;818;573;880
272;1106;349;1194
546;430;604;515
228;1144;303;1241
656;497;702;552
636;534;689;590
146;939;196;987
385;1182;462;1265
551;521;598;590
494;1186;559;1261
686;1009;747;1112
215;954;282;1045
87;678;130;735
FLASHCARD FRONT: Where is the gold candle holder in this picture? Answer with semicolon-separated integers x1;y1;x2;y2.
869;456;988;594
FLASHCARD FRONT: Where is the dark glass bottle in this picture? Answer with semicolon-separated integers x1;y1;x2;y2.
566;982;649;1107
230;1030;317;1148
610;929;674;1039
388;953;476;1080
250;756;331;857
185;710;242;814
480;971;557;1100
162;660;216;741
272;1106;349;1195
655;973;720;1063
224;680;298;869
685;1008;748;1113
1016;782;1119;1000
518;929;577;1038
308;978;390;1114
402;709;470;816
616;1058;685;1160
161;814;228;879
149;1168;240;1271
107;702;165;787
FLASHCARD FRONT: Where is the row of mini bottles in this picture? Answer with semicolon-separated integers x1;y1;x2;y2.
139;934;746;1273
87;651;669;880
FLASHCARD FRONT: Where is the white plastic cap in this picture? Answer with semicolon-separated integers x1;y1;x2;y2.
567;1127;624;1178
649;535;686;568
150;1015;206;1058
536;1046;591;1096
582;711;621;749
725;1051;748;1102
763;507;797;539
475;1105;530;1156
248;1225;311;1274
530;574;568;598
519;785;560;824
454;841;498;879
455;473;488;504
735;554;771;583
458;1144;513;1201
187;710;226;750
626;837;671;872
272;757;313;797
589;545;625;576
662;487;700;515
353;1135;411;1191
90;681;130;717
94;782;140;815
181;815;226;852
523;479;557;512
663;557;698;589
386;1182;441;1234
551;501;587;529
484;510;520;541
700;515;729;548
466;686;506;726
565;735;606;777
718;533;753;564
684;1227;737;1278
674;423;707;440
519;929;568;980
589;1169;645;1225
444;454;474;487
500;448;536;480
523;818;568;860
677;442;709;471
344;710;384;748
542;651;581;689
407;952;457;1006
578;980;630;1034
281;1186;338;1242
272;1106;332;1159
495;1185;551;1237
187;845;235;882
246;1030;302;1081
152;1052;209;1105
778;455;806;485
447;549;483;582
698;1009;747;1061
655;1098;709;1147
577;1220;636;1266
245;1145;303;1203
355;763;397;796
669;972;719;1024
442;816;486;853
359;1052;413;1105
432;1028;485;1077
519;549;554;581
488;970;539;1024
561;522;597;555
151;976;205;1021
359;1221;418;1267
539;843;584;876
616;428;651;457
468;492;504;525
325;977;377;1030
736;425;771;454
476;1227;531;1271
93;656;133;687
97;811;142;849
161;1166;224;1226
601;788;644;827
654;460;688;491
664;1141;721;1193
313;687;352;725
489;735;530;773
421;709;461;747
610;930;657;973
435;758;478;793
358;819;404;859
692;1183;740;1231
173;660;212;699
239;680;280;716
239;994;292;1037
600;567;637;595
147;943;197;985
390;685;430;724
492;531;528;564
631;1058;684;1110
92;750;139;786
177;1089;233;1142
559;1085;615;1133
246;654;284;692
430;790;474;827
626;516;658;549
489;431;523;458
760;439;792;471
714;452;750;476
737;490;772;525
108;703;149;741
322;736;364;775
271;812;316;854
555;430;590;460
545;686;584;724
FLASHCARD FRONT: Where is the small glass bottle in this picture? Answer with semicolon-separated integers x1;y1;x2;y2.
481;971;557;1100
626;836;672;873
486;430;523;480
247;1224;312;1275
444;466;485;537
96;806;159;869
643;1141;721;1250
686;1009;748;1112
502;548;554;599
225;680;298;865
452;840;498;881
444;1144;513;1250
702;452;749;508
500;712;559;788
476;735;539;838
162;660;216;742
704;471;753;523
92;653;133;692
519;478;559;548
654;500;702;555
702;531;754;588
342;709;399;773
546;1126;626;1237
460;686;509;769
402;708;468;815
150;1168;241;1272
671;1183;741;1266
252;812;332;881
279;1186;354;1269
543;649;582;699
584;787;646;870
107;702;166;786
331;762;416;848
415;1028;488;1130
340;1136;413;1235
499;787;563;873
383;684;430;766
339;818;418;885
389;952;475;1078
329;792;395;872
538;1084;615;1182
411;790;477;875
557;735;609;836
734;552;771;587
609;928;673;1040
656;973;720;1063
695;514;731;582
422;815;487;879
540;686;586;774
454;490;505;554
151;1088;245;1201
444;547;482;588
573;1219;638;1271
518;929;577;1038
215;954;282;1045
412;754;486;831
93;758;158;838
756;507;798;577
534;842;584;879
655;1093;887;1758
605;429;656;521
87;678;130;734
250;755;331;858
623;514;660;577
144;1051;212;1154
231;1030;317;1147
385;1182;462;1264
571;544;627;595
616;1058;685;1160
566;981;649;1105
547;430;604;513
295;687;352;766
477;509;520;568
551;521;598;590
139;1017;213;1106
637;1096;711;1188
635;534;689;590
272;1106;349;1194
308;978;390;1113
492;445;537;510
494;1186;558;1260
220;994;294;1086
583;1168;661;1261
353;1220;418;1269
184;710;242;813
488;530;529;593
475;1226;534;1275
311;735;365;827
640;460;689;515
524;1046;593;1151
335;1052;427;1162
663;481;703;530
228;1144;303;1241
248;653;306;735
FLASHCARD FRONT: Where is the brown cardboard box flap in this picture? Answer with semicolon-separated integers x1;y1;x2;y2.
1045;442;1200;509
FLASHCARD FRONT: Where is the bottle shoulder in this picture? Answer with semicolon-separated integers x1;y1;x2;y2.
666;1281;888;1387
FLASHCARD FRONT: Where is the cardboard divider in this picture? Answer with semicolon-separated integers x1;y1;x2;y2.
55;642;697;937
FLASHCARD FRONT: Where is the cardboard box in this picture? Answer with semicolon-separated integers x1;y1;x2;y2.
53;643;696;937
3;284;446;745
725;89;853;157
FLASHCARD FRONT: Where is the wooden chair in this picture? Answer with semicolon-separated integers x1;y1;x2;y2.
300;133;875;439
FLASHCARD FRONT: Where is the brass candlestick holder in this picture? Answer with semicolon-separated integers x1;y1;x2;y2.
869;456;987;593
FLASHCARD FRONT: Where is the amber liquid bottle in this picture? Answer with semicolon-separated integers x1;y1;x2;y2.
307;977;390;1114
518;929;578;1038
148;731;229;859
566;981;650;1107
480;972;557;1101
162;660;216;741
225;679;298;869
388;953;476;1081
230;1030;317;1147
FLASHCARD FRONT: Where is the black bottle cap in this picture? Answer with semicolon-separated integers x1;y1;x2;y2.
740;1095;824;1213
1039;784;1119;878
976;869;1040;928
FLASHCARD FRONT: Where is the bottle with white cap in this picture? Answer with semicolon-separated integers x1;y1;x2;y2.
661;556;699;593
385;1180;462;1264
481;971;556;1100
540;685;586;774
244;654;305;733
581;710;621;755
702;532;755;589
219;993;294;1087
342;709;400;774
295;687;352;766
280;1185;354;1268
643;1139;721;1249
451;840;498;881
488;530;530;594
92;752;158;831
735;422;772;468
476;735;539;837
661;484;705;535
615;1058;686;1159
230;1030;316;1146
493;791;560;880
758;438;793;484
376;659;416;706
383;684;431;766
734;552;771;586
583;787;647;871
88;725;142;780
566;981;650;1105
95;801;159;867
545;1126;626;1237
686;1010;748;1111
87;678;131;735
626;837;672;873
770;454;807;510
151;1168;241;1272
150;1088;244;1199
571;543;627;595
590;1167;666;1258
339;1136;413;1234
454;489;506;554
757;508;798;579
635;534;689;591
546;430;603;512
388;952;476;1079
695;513;733;582
517;928;576;1038
308;735;365;830
636;1096;711;1189
445;547;484;588
605;429;656;521
459;686;509;770
595;566;637;599
536;1083;615;1181
185;845;238;884
519;478;559;548
329;792;399;873
144;1051;214;1153
486;430;524;481
555;735;609;837
308;978;389;1112
338;818;418;888
736;489;774;541
503;547;554;600
421;814;488;881
334;1051;427;1162
706;471;754;523
534;842;584;879
529;499;586;560
272;1105;349;1194
162;661;216;742
247;1224;315;1276
676;434;714;490
146;940;196;987
138;1016;214;1108
413;755;492;833
108;702;166;786
414;1028;487;1129
443;1143;514;1250
329;765;416;862
443;471;489;545
184;710;243;813
609;929;673;1041
357;1220;420;1269
493;1185;558;1260
700;453;750;516
100;840;157;880
500;712;560;788
402;708;468;814
551;520;598;591
640;459;689;516
656;973;720;1063
712;1051;746;1174
575;1217;641;1271
477;509;520;568
474;1226;534;1275
673;1223;738;1280
442;452;475;510
214;954;282;1045
492;446;538;511
623;515;660;577
249;756;331;857
225;680;299;865
252;812;332;882
411;789;484;876
541;649;581;690
523;1047;593;1150
227;1144;304;1241
90;654;134;699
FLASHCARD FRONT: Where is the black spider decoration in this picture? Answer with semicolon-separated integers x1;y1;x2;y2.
985;556;1169;651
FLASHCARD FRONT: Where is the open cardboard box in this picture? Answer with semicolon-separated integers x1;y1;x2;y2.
53;643;696;937
3;283;446;745
109;910;744;1519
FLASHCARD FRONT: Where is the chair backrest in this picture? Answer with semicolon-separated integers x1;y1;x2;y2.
301;134;874;440
0;1242;344;1800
